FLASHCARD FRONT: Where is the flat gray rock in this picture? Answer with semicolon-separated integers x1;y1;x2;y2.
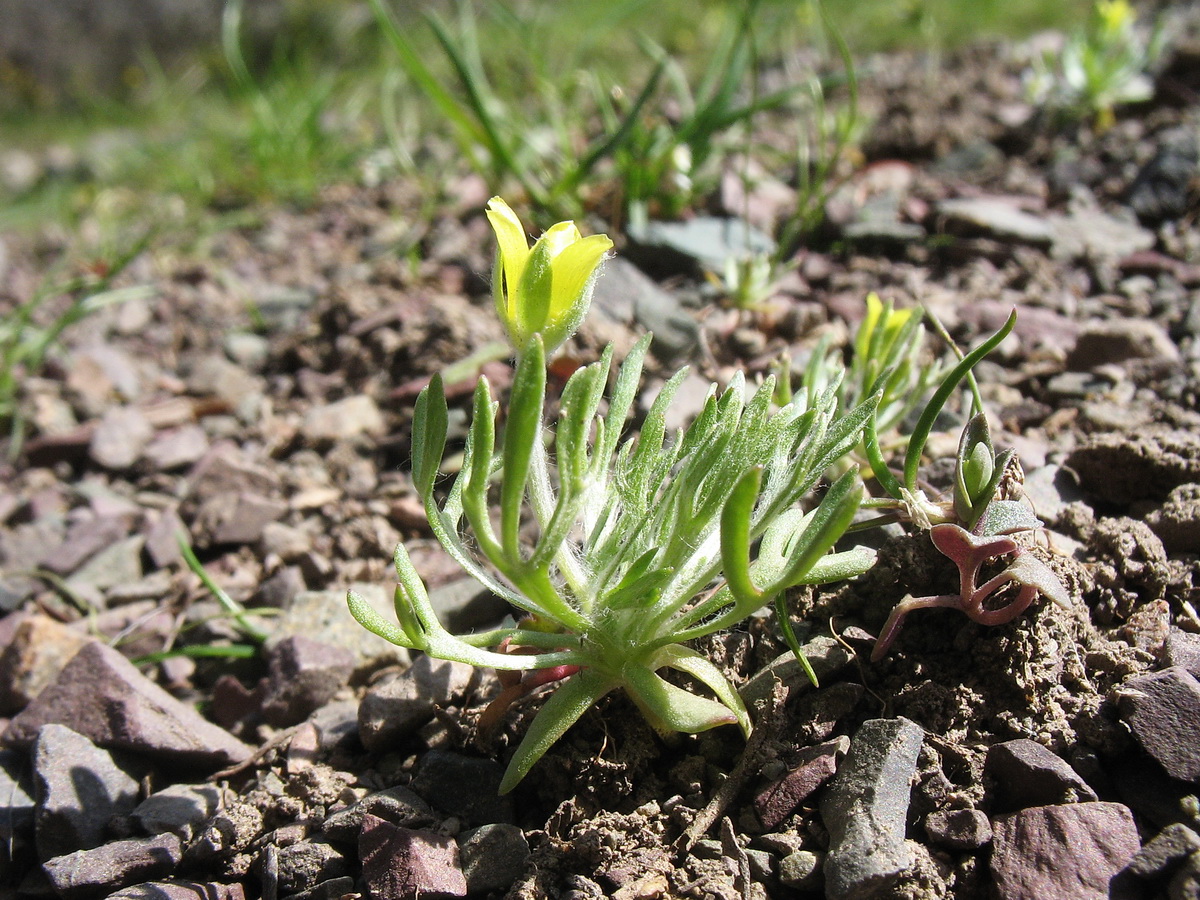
42;833;183;899
4;641;251;769
357;655;474;752
131;783;223;842
458;823;530;894
985;738;1098;811
937;197;1054;245
990;802;1139;900
359;816;467;900
820;717;925;900
33;724;140;860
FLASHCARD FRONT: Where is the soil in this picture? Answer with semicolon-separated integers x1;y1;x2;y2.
2;15;1200;900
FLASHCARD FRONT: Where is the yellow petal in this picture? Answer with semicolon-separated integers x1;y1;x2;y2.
485;197;530;318
540;220;583;260
547;233;613;320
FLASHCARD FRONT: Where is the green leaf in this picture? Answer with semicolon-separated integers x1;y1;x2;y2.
656;645;751;736
411;374;448;500
720;466;764;606
770;470;863;593
624;666;740;734
348;589;416;649
499;669;616;793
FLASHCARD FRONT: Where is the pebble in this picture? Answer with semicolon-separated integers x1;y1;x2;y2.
625;216;776;278
410;750;512;826
1067;428;1200;504
820;717;925;900
142;425;210;471
38;513;130;576
936;197;1054;246
778;849;824;891
223;332;271;371
33;724;140;860
0;613;92;712
985;738;1098;811
185;355;264;423
457;823;531;894
301;395;386;443
1066;319;1181;370
358;815;467;900
4;641;252;769
131;783;223;842
0;748;35;844
106;883;245;900
357;655;475;752
923;808;992;850
89;407;155;470
260;635;355;727
754;737;848;830
322;785;438;843
1128;127;1199;224
989;802;1139;900
427;576;511;633
64;534;145;600
1146;484;1200;555
596;257;700;362
1125;822;1200;879
1164;629;1200;680
193;492;288;546
740;636;854;707
1049;201;1157;262
1117;666;1200;782
187;443;280;501
273;583;407;669
42;833;183;899
271;841;349;894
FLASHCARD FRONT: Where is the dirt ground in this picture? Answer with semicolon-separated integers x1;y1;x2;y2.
2;14;1200;900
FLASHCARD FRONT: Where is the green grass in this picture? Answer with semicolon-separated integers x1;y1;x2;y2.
0;0;1095;239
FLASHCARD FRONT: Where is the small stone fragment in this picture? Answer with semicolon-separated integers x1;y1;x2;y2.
302;395;385;443
0;748;35;842
193;493;288;546
779;850;824;891
131;783;223;842
1067;319;1180;371
260;635;355;727
1125;822;1200;879
64;534;145;599
4;641;252;769
357;655;475;752
754;737;848;830
89;407;154;470
1067;428;1200;504
272;584;407;670
0;614;93;712
1164;630;1200;681
1117;667;1200;782
106;882;245;900
322;785;437;843
42;833;183;899
985;739;1098;811
410;750;511;826
33;724;140;860
937;197;1053;245
272;841;348;894
142;424;210;471
923;808;993;851
458;823;531;894
820;717;925;900
990;802;1139;900
359;815;467;900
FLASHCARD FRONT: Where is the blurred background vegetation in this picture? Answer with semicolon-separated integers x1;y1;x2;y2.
0;0;1095;237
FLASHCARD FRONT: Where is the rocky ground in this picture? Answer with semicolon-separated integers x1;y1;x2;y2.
2;14;1200;900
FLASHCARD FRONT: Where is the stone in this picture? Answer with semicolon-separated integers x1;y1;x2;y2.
1117;667;1200;782
410;750;512;826
1021;465;1085;525
754;737;848;830
322;785;437;843
985;739;1098;811
778;849;823;891
269;583;407;670
301;395;386;443
1050;203;1157;262
1125;822;1200;879
143;506;187;569
223;332;270;370
273;841;348;894
625;216;776;279
4;641;252;769
458;823;531;894
64;534;145;601
0;613;93;712
37;513;129;576
427;577;511;633
1067;319;1180;370
990;803;1140;900
33;724;140;860
358;655;475;752
1129;127;1199;224
106;883;245;900
142;425;210;471
89;407;155;470
185;355;263;423
0;748;35;842
923;808;993;850
936;197;1053;245
260;635;355;727
740;637;854;707
131;783;223;842
42;833;183;899
820;717;925;900
186;443;280;501
359;816;467;900
193;492;288;546
285;878;356;900
1164;630;1200;681
593;257;699;362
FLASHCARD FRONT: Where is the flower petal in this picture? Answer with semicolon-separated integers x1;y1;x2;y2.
547;233;613;320
485;197;530;319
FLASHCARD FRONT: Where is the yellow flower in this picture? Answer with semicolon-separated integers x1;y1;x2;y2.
854;292;913;362
1096;0;1134;38
486;197;614;354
